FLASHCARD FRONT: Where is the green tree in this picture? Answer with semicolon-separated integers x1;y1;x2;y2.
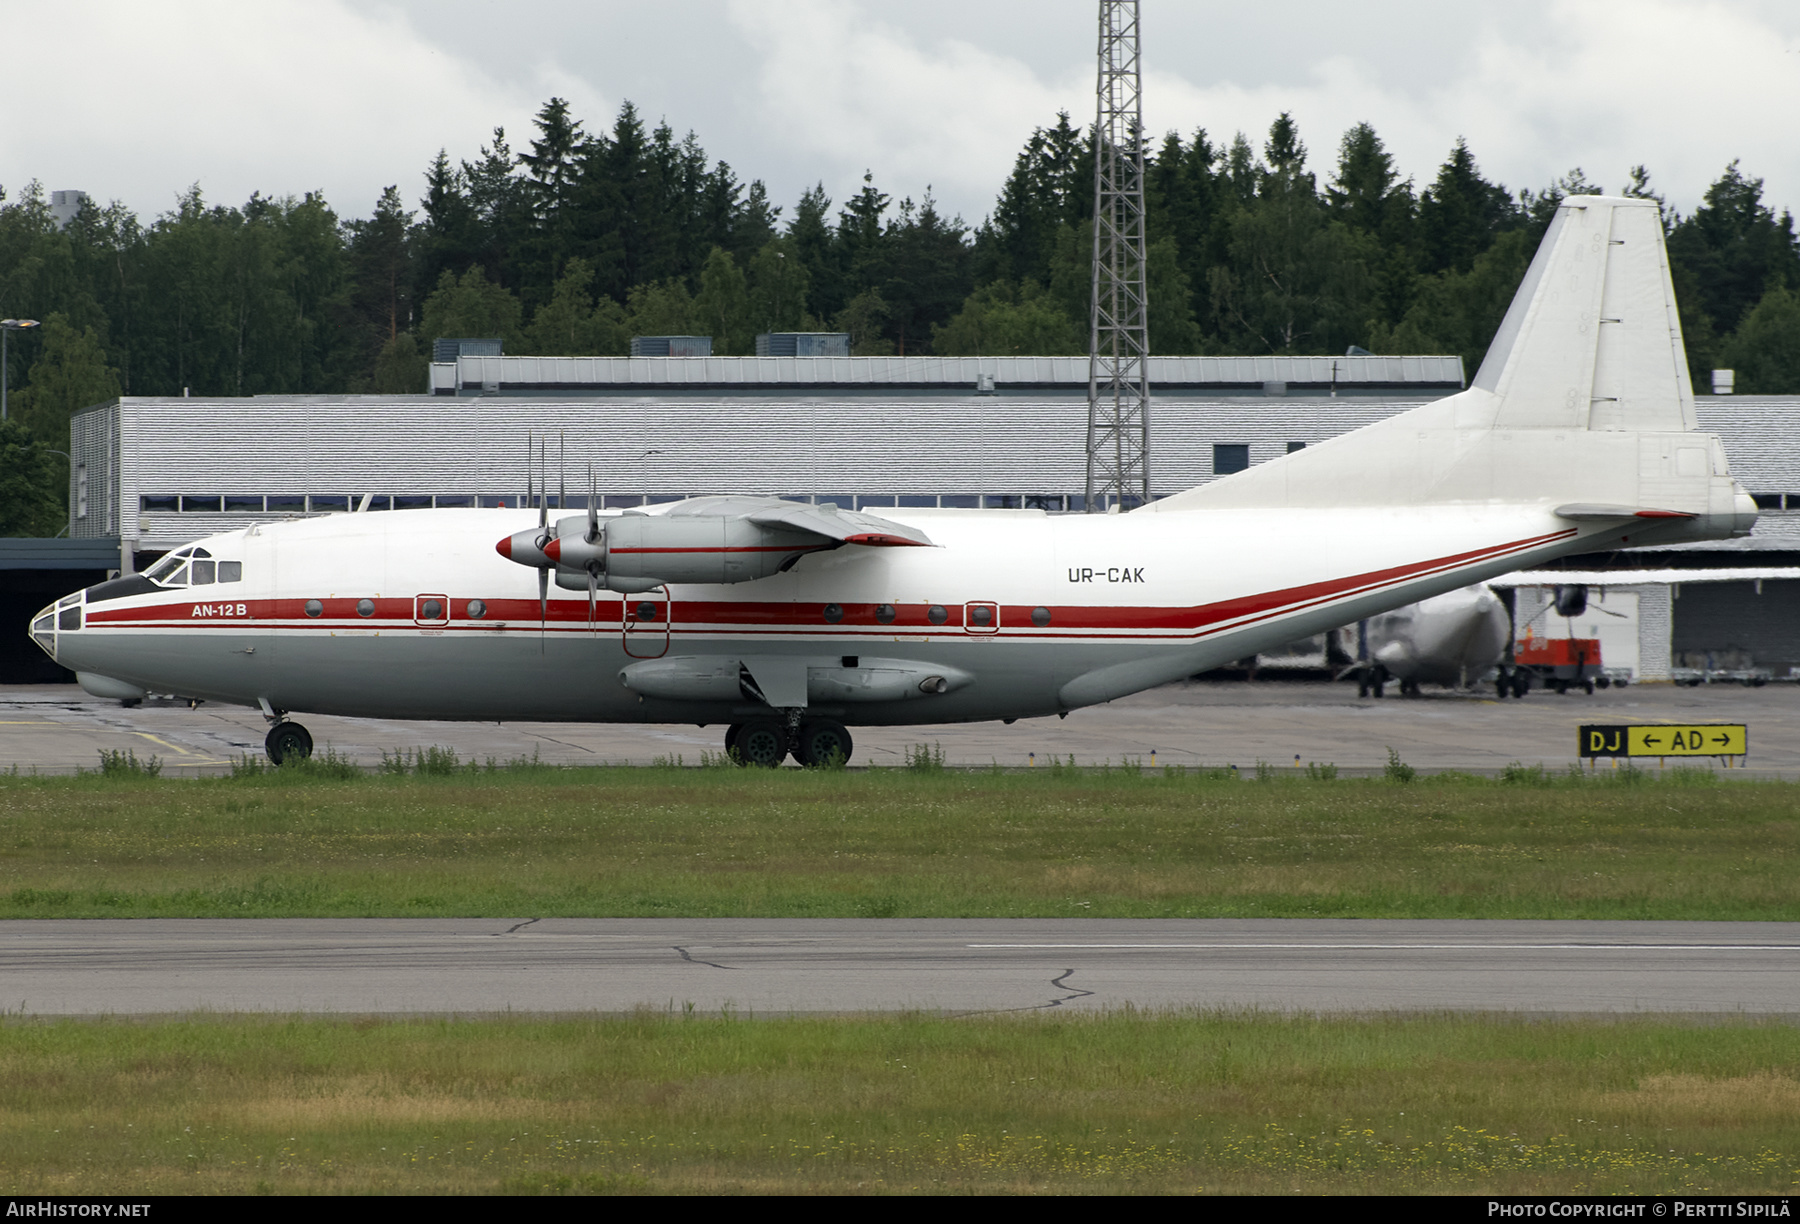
523;258;628;355
1369;228;1533;374
1417;139;1520;276
834;289;893;356
745;237;814;335
419;266;523;347
691;247;751;354
1718;286;1800;393
1667;162;1800;350
0;417;64;537
1205;116;1375;354
14;313;121;446
932;280;1081;355
625;278;696;339
880;193;971;355
370;333;426;394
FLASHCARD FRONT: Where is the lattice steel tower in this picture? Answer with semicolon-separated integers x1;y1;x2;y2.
1085;0;1151;512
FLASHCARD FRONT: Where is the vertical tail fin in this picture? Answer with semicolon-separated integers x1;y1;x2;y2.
1476;196;1696;433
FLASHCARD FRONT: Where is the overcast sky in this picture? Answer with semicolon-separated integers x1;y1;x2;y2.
5;0;1799;230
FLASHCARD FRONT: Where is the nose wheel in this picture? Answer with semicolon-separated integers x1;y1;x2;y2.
265;720;314;765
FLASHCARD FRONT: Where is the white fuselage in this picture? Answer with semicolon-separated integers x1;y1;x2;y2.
42;501;1607;727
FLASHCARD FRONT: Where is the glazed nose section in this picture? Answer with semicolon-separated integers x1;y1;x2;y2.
28;592;83;662
29;601;58;660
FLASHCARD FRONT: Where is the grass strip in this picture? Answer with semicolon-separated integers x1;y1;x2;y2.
0;758;1795;919
1;1010;1795;1195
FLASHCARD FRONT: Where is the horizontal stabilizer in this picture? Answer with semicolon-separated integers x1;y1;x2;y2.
1554;504;1696;521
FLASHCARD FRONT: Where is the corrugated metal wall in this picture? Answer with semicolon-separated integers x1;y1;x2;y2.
68;402;119;539
114;395;1422;506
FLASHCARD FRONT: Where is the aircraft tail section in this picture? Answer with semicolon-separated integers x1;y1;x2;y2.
1474;195;1695;433
1148;196;1753;542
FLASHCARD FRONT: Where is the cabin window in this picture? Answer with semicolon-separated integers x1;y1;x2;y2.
969;605;993;627
875;604;897;624
419;599;444;621
191;560;216;585
466;599;487;619
304;600;323;618
928;605;948;625
58;606;81;631
218;561;242;583
822;603;843;623
1032;607;1052;627
356;599;375;617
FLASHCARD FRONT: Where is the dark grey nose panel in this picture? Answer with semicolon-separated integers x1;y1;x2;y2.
84;574;160;604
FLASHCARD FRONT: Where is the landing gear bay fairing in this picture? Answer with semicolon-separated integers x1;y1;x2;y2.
31;198;1757;765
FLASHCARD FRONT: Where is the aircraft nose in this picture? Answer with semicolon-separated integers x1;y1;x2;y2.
28;599;63;661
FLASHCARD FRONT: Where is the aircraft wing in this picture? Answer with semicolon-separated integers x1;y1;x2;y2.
655;495;933;547
742;502;933;548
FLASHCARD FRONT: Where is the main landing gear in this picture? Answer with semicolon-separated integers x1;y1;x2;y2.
264;719;314;764
724;716;855;767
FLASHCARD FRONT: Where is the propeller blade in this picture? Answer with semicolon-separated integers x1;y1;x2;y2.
587;566;597;633
587;463;598;541
538;566;549;654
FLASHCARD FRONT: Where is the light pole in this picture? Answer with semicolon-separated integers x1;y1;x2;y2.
1;318;42;422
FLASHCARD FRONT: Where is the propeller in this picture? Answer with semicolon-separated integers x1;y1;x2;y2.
536;436;549;650
586;464;600;632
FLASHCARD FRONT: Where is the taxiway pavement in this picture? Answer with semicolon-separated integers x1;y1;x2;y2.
3;678;1794;775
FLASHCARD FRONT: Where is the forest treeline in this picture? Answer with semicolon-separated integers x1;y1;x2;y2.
3;99;1799;535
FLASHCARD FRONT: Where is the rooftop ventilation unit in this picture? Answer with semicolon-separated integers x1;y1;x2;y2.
631;336;712;357
755;332;850;357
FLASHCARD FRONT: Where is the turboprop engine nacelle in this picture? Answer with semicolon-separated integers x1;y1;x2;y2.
534;513;828;590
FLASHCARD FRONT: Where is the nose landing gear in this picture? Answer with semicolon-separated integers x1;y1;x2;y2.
264;720;314;765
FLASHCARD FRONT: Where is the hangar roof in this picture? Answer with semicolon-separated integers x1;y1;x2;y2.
429;353;1468;397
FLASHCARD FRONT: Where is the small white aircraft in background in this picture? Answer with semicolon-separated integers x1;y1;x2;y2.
31;197;1757;765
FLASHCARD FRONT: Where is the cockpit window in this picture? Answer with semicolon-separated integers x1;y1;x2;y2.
147;546;236;588
146;554;185;582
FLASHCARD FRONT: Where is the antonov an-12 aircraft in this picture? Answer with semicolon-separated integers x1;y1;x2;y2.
30;197;1756;766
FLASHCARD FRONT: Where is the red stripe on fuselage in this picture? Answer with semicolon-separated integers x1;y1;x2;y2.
78;527;1575;639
